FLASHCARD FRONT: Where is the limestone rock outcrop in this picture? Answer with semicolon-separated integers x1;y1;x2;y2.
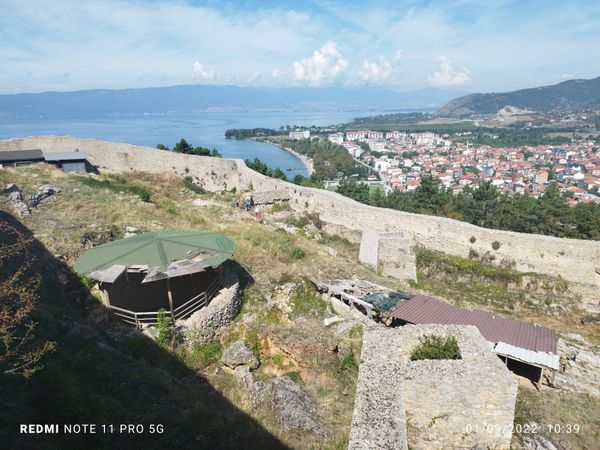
220;340;259;370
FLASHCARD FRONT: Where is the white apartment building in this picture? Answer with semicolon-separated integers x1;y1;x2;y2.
328;133;344;144
289;130;310;140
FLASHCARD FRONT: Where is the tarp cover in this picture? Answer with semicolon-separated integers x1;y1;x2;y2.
75;231;234;278
361;291;412;312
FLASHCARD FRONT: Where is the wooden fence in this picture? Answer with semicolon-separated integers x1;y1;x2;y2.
108;277;222;328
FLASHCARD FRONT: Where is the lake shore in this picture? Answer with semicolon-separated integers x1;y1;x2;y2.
277;144;314;176
247;137;314;176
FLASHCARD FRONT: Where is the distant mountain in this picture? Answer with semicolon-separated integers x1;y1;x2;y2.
0;85;466;119
435;76;600;118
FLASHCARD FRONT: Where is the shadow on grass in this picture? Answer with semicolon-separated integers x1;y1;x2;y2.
0;210;288;450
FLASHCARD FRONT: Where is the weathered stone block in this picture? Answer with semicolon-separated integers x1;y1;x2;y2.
349;325;517;450
359;231;417;282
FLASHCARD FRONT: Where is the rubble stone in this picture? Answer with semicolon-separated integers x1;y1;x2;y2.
271;376;325;435
220;340;259;370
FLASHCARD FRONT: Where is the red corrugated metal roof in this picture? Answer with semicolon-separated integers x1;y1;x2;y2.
390;295;556;354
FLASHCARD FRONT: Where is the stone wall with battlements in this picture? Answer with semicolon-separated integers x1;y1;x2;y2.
2;136;600;306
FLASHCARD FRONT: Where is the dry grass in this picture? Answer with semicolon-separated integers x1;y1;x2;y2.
4;165;597;449
1;165;386;449
513;385;600;450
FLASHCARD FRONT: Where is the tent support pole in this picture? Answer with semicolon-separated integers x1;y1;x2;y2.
167;278;176;323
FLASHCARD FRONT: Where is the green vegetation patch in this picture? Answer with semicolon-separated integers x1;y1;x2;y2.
245;158;287;180
410;335;461;361
76;174;151;202
290;280;334;319
270;202;292;213
155;309;173;348
185;342;223;369
417;248;523;284
182;176;206;194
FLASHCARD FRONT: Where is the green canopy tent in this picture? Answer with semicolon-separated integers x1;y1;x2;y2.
75;231;235;325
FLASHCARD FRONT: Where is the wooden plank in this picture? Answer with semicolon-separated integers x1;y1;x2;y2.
166;278;175;322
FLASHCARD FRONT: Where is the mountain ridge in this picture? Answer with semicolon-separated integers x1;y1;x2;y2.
435;76;600;117
0;84;466;119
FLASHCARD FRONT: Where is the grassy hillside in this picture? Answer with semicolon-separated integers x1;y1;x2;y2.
1;165;598;450
436;76;600;117
0;165;396;449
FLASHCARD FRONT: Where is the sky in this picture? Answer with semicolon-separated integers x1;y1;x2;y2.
0;0;599;94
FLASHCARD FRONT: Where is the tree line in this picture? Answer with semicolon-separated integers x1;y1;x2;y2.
156;138;221;157
244;158;287;180
224;128;280;139
281;137;370;180
337;176;600;240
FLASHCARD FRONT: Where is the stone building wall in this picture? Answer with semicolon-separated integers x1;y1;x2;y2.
350;325;517;450
349;326;408;450
182;270;240;344
2;136;600;306
359;231;417;282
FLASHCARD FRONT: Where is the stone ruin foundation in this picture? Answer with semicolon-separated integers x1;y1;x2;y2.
349;324;517;450
359;231;417;282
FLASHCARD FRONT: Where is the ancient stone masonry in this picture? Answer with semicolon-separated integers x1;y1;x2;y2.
359;231;417;282
248;189;291;205
182;270;240;344
349;324;517;450
3;136;600;307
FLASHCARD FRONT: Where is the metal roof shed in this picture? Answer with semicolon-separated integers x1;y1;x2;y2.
75;231;235;327
0;149;44;167
389;294;559;383
43;151;88;173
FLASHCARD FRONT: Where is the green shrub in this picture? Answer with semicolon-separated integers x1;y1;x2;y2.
77;175;151;202
182;176;206;194
158;198;177;215
287;247;305;259
285;371;301;381
349;324;363;338
274;272;295;285
128;185;151;202
271;202;292;213
340;353;357;372
417;248;522;284
244;332;261;360
288;215;310;229
338;352;359;383
410;335;461;361
187;342;223;369
317;233;357;253
290;281;334;319
155;309;173;348
78;275;97;289
271;353;286;370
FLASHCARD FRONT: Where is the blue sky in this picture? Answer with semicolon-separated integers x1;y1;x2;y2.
0;0;599;94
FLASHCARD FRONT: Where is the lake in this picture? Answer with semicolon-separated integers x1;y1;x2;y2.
0;111;391;179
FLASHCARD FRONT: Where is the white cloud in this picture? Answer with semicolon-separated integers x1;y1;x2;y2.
428;56;472;86
271;69;282;78
361;50;402;85
191;62;215;82
292;41;349;86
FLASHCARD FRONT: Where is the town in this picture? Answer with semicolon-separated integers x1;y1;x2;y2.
324;129;600;204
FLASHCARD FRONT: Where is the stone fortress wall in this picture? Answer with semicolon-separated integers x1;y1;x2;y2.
349;325;517;450
2;135;600;305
